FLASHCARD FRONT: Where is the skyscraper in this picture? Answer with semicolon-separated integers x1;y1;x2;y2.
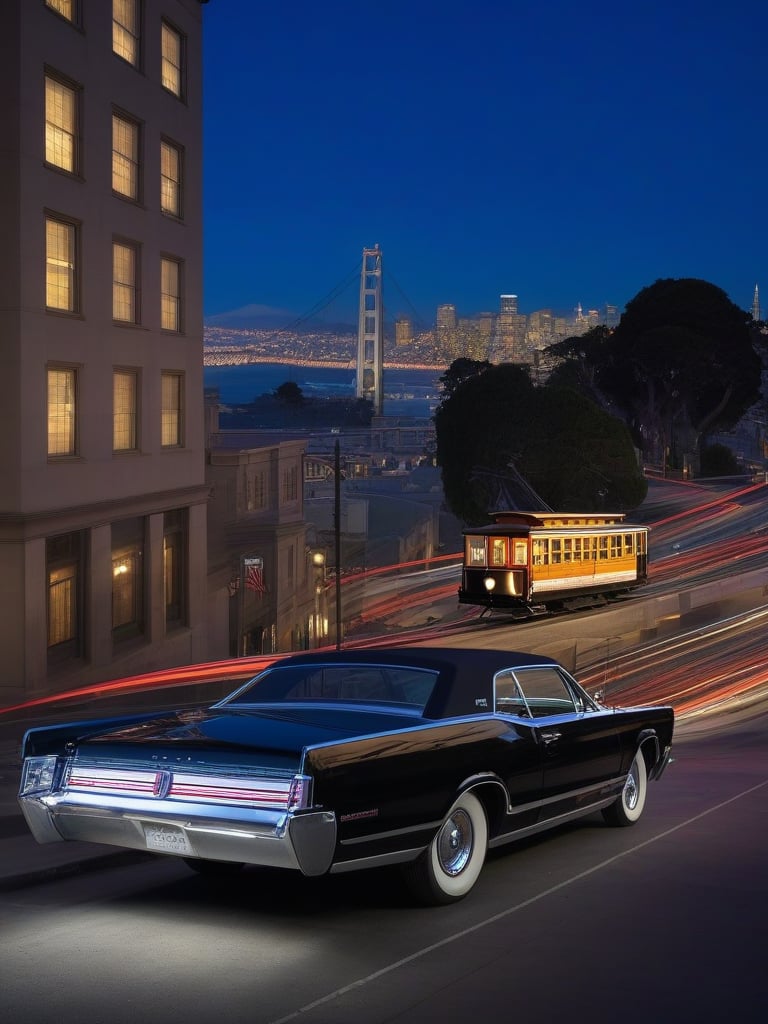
395;318;413;347
496;295;527;362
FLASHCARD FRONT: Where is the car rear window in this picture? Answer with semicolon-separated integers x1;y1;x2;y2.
224;664;439;710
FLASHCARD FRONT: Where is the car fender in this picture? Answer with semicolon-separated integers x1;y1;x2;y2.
636;728;661;775
454;772;511;835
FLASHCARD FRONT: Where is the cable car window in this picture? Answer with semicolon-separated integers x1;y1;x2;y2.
491;538;506;566
513;541;527;565
467;537;486;566
573;537;582;560
624;534;634;554
563;538;572;562
598;536;609;559
551;539;562;564
533;539;546;565
611;535;621;557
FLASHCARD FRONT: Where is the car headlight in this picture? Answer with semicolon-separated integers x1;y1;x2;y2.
19;756;59;796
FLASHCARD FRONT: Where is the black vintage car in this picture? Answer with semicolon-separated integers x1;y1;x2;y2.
18;647;674;904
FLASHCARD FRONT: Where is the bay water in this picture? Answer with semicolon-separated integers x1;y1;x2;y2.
204;363;444;417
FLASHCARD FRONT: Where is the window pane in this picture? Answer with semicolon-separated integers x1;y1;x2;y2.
112;519;144;638
163;510;186;625
466;537;486;566
113;0;139;65
113;370;137;450
160;140;182;216
160;257;181;330
113;242;138;322
45;76;76;172
112;114;139;199
48;566;76;645
47;531;83;659
161;22;183;96
46;218;76;311
47;0;74;20
161;373;182;446
112;551;141;629
48;367;76;456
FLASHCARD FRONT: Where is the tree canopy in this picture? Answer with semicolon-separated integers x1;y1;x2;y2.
274;381;304;404
434;361;646;524
551;279;760;468
438;358;491;401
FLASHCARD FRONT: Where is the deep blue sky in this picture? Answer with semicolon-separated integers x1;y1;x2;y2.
202;0;766;327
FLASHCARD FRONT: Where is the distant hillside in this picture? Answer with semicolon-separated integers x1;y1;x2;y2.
204;303;356;333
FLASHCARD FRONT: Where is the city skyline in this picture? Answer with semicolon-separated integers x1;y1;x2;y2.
202;0;767;326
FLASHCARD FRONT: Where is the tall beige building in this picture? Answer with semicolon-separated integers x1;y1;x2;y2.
0;0;210;704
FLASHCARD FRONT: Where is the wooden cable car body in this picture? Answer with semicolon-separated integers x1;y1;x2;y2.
459;511;648;613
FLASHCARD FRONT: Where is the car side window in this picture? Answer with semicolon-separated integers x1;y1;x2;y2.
494;670;530;716
514;668;578;718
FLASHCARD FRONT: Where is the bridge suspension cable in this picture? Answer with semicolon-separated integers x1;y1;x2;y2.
267;261;362;336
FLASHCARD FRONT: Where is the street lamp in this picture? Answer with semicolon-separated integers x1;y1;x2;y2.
310;549;327;647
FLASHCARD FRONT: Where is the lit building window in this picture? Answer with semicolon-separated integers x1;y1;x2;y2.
113;0;139;66
163;509;186;626
113;369;138;451
45;74;78;174
46;0;75;22
161;21;184;98
112;517;144;640
160;139;183;217
112;241;139;322
161;371;183;447
47;532;84;662
160;256;182;331
45;215;77;311
47;366;77;456
112;112;140;200
48;564;77;646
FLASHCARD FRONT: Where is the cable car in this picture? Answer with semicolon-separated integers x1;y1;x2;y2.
459;511;648;613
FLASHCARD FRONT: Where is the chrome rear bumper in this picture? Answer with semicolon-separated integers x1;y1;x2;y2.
19;791;337;877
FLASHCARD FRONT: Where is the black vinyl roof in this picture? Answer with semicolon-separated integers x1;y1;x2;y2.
270;647;561;719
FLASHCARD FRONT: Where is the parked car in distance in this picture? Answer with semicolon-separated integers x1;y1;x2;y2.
19;647;674;904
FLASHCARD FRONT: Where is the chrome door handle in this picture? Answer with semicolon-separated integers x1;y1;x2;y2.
540;731;562;745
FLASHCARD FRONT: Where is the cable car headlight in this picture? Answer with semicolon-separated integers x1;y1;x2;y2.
483;576;496;592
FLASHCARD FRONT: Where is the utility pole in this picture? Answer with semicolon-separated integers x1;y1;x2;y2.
334;439;342;649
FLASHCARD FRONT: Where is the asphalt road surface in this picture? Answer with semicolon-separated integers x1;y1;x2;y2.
2;713;766;1024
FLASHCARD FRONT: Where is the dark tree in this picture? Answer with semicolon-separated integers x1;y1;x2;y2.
599;279;760;468
437;358;491;403
434;363;646;524
545;325;613;405
274;381;304;404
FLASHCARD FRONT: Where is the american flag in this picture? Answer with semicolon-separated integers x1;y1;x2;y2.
245;563;266;593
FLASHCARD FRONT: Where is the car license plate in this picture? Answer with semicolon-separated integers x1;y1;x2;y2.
143;823;193;856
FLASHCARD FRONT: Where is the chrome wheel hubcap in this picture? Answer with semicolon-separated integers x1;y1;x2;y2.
624;763;639;809
437;809;473;876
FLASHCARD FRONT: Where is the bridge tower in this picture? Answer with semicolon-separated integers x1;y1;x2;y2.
356;244;383;415
752;283;761;322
